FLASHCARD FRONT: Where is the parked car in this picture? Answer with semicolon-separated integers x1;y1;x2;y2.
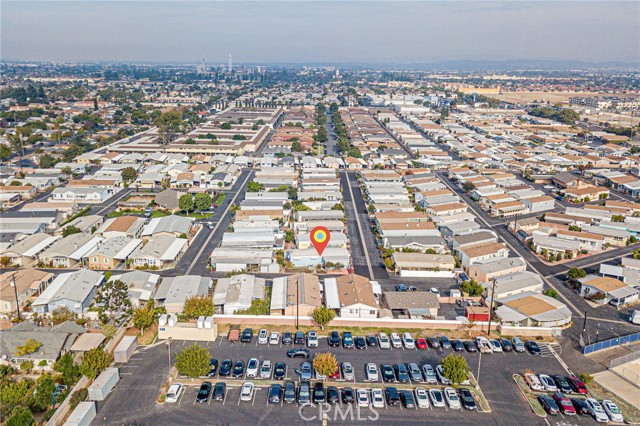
395;284;407;292
553;375;572;394
245;358;259;378
339;387;353;404
414;387;430;408
416;338;428;350
268;384;282;404
538;394;559;415
584;398;609;422
343;332;354;348
357;389;370;407
500;339;514;352
307;331;318;348
460;388;477;410
429;388;445;408
298;381;311;404
366;335;378;347
378;332;391;349
371;389;385;408
297;362;312;380
273;362;287;380
440;335;451;349
402;332;415;349
444;387;461;409
420;364;436;384
602;400;624;423
329;331;341;347
287;348;310;358
313;382;326;403
283;381;296;403
212;382;225;401
571;398;591;415
166;383;183;403
196;381;212;403
240;328;253;343
240;382;254;402
342;362;354;381
464;340;478;352
206;359;218;378
355;336;367;350
489;339;503;352
232;360;245;378
395;364;410;383
257;329;268;344
435;364;451;385
567;376;588;394
430;287;440;295
526;340;541;355
552;392;576;415
524;373;543;391
538;374;558;392
327;386;339;404
219;359;232;376
452;339;464;352
390;333;403;349
259;360;272;379
512;337;526;352
427;336;441;348
385;387;401;406
381;364;395;382
294;331;305;345
400;390;416;408
282;332;293;345
268;331;280;345
408;363;423;382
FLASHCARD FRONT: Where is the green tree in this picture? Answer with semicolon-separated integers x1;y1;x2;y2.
95;279;131;323
578;372;594;386
154;110;183;144
53;353;80;386
15;339;40;358
183;295;214;319
6;406;35;426
232;134;246;140
0;143;11;162
312;306;336;330
20;361;33;373
50;306;76;325
121;166;137;183
194;193;213;211
462;181;475;192
220;122;232;130
132;300;156;335
102;323;117;340
79;348;111;379
284;230;295;244
0;379;34;415
567;267;586;281
174;344;210;378
291;138;302;152
441;353;470;386
61;166;73;177
62;225;82;237
179;194;194;213
459;280;484;296
543;288;558;299
568;225;581;232
234;299;270;315
29;375;56;412
247;181;265;192
312;352;338;381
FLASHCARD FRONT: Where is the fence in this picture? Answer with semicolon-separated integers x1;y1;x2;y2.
582;331;640;355
609;351;640;388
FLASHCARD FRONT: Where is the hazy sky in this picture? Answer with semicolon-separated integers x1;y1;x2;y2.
2;1;639;64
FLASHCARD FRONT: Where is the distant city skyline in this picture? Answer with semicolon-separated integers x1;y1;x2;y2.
2;1;639;65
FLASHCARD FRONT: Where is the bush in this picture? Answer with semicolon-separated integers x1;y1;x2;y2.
578;372;594;386
69;388;88;410
79;348;111;379
175;344;210;378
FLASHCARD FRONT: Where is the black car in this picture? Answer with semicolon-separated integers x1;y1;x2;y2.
463;340;478;352
394;364;409;383
526;340;541;355
313;382;325;403
553;375;572;394
294;331;305;345
283;381;296;404
232;360;245;377
341;387;355;404
327;386;339;404
219;359;232;376
329;331;341;347
366;335;378;347
274;362;287;380
282;332;293;345
399;390;415;408
385;387;400;406
240;328;253;343
298;381;311;404
570;398;590;415
207;358;218;377
212;382;225;401
452;340;464;352
196;381;212;403
381;364;395;383
355;336;367;350
440;336;451;349
287;348;310;359
427;337;441;348
268;384;282;404
538;394;560;415
342;332;354;349
460;388;477;410
500;339;514;352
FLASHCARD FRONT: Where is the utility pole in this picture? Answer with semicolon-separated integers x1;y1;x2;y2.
296;274;301;330
167;337;173;373
10;274;21;320
486;278;497;336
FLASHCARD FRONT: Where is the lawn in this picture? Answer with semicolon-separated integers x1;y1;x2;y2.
214;193;226;204
512;374;546;417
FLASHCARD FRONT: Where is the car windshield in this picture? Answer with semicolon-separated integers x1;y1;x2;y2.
608;404;620;414
344;365;352;373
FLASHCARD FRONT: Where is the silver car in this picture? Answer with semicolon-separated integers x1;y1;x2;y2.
422;364;437;384
259;360;272;379
342;362;354;381
298;362;312;381
408;363;423;383
365;363;379;381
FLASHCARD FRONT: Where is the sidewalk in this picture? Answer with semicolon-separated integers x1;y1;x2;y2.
593;370;640;407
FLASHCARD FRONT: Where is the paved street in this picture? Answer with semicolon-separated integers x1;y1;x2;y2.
325;111;337;155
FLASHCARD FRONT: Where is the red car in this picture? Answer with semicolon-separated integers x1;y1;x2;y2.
416;338;428;350
329;363;340;380
552;392;576;415
567;376;588;394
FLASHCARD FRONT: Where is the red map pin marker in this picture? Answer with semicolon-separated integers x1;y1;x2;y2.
310;226;330;256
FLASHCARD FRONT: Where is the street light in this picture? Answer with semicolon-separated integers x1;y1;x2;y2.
10;274;20;320
167;337;173;372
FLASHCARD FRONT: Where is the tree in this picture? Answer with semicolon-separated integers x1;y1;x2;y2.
567;267;586;281
247;181;265;192
568;225;581;232
61;166;73;177
543;288;558;299
62;225;82;237
51;306;76;325
441;353;470;386
183;295;214;319
132;300;156;335
53;353;80;386
312;352;338;381
0;143;11;162
220;122;232;130
194;193;213;211
79;348;111;379
291;138;302;152
462;182;475;192
234;299;270;315
95;279;131;323
312;306;336;330
174;344;210;378
29;375;56;412
459;280;484;297
102;323;117;339
179;194;194;213
154;110;183;144
20;361;33;373
121;166;137;183
578;372;594;386
6;406;35;426
284;230;295;243
15;339;40;358
288;186;298;200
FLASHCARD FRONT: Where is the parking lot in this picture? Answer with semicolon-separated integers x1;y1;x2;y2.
94;332;602;426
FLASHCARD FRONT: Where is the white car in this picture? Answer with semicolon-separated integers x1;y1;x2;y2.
365;363;379;381
585;398;609;422
357;389;369;407
341;362;354;381
378;332;391;349
489;339;503;352
422;364;437;384
165;383;183;403
240;382;254;401
538;374;558;392
245;358;259;378
602;400;624;423
443;387;461;409
259;360;272;379
371;389;385;408
402;332;415;349
258;329;268;344
429;388;445;408
430;287;440;295
414;387;430;408
268;331;280;345
435;364;451;385
390;333;403;349
524;373;543;391
543;185;555;189
307;331;318;348
475;336;493;353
